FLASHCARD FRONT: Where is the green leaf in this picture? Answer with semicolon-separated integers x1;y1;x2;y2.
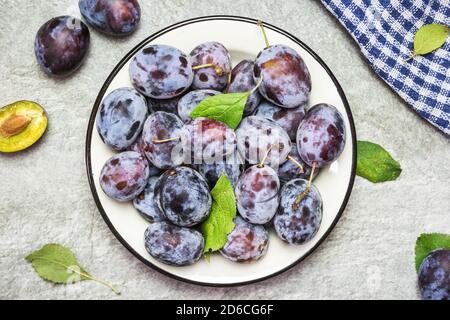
190;92;249;129
415;233;450;272
356;141;401;183
26;244;120;294
413;23;449;56
201;174;237;254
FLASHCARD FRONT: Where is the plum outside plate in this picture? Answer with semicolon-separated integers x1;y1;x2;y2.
86;16;357;286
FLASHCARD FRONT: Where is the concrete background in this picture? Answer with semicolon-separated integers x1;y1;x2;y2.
0;0;449;300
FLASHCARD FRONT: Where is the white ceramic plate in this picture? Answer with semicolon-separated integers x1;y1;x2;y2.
86;16;357;286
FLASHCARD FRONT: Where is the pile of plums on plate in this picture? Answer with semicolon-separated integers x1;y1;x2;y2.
97;22;347;267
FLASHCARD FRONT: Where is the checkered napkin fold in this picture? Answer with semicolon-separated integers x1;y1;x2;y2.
321;0;450;136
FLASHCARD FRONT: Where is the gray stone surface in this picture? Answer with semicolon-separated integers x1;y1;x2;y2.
0;0;449;300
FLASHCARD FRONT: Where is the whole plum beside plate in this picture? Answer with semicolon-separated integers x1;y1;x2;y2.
296;103;346;168
96;87;148;151
79;0;141;36
144;221;205;266
158;167;212;227
221;216;269;263
190;42;231;91
227;59;262;115
254;44;311;108
99;151;149;202
129;45;193;99
418;249;450;300
274;179;322;245
35;16;90;77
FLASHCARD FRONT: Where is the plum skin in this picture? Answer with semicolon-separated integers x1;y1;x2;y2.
296;103;346;168
133;176;165;222
34;16;90;77
129;44;193;99
79;0;141;36
144;221;205;266
158;167;212;227
220;216;269;263
96;87;148;151
418;248;450;300
235;165;280;225
254;44;311;108
274;179;322;245
99;151;149;202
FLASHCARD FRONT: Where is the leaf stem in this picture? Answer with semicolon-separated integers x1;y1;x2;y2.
257;20;270;48
292;162;316;210
287;155;304;174
403;52;416;63
250;76;264;96
152;136;180;144
75;269;121;295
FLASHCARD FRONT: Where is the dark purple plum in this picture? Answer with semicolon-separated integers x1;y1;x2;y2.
34;16;90;77
129;45;193;99
190;42;231;91
220;216;269;263
418;249;450;300
99;151;149;201
127;134;161;176
142;111;184;169
182;117;236;165
158;167;211;227
133;177;165;222
198;160;243;189
254;100;305;141
235;165;280;225
254;44;311;108
236;116;291;168
297;104;346;168
144;221;204;266
227;60;262;115
96;87;148;151
79;0;141;36
177;89;220;122
148;96;181;116
278;145;319;185
274;179;322;244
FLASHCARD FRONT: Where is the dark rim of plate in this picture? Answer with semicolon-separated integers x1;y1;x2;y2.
85;15;357;287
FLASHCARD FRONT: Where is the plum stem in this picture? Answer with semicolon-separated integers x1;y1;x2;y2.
287;155;304;174
152;136;180;144
258;143;276;168
292;162;316;210
257;20;270;48
192;63;224;76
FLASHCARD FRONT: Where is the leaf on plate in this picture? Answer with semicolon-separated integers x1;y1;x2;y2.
356;141;401;183
406;23;449;61
415;233;450;272
26;243;120;294
201;174;237;255
190;92;249;129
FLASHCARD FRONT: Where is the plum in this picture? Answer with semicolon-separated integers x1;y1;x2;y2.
418;248;450;300
144;222;204;266
129;44;193;99
177;89;220;122
158;167;212;227
99;151;149;201
278;144;319;185
274;179;322;244
96;87;148;151
79;0;141;36
133;177;165;222
35;16;90;77
0;101;48;153
254;44;311;108
221;216;269;262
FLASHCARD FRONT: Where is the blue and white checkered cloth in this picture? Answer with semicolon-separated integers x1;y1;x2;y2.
321;0;450;136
